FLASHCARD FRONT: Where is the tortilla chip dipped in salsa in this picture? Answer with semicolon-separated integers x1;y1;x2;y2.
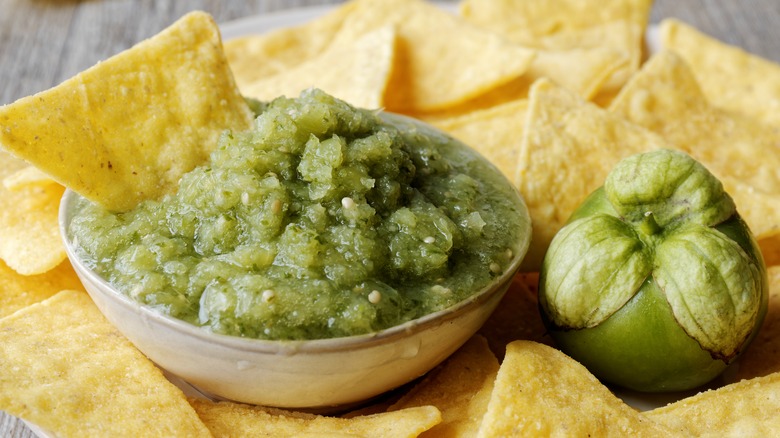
0;11;253;212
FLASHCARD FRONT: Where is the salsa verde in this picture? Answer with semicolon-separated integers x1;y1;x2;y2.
69;89;530;340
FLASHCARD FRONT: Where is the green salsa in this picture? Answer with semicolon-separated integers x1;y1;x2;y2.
69;89;530;340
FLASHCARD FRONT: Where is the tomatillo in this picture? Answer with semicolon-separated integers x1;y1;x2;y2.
538;149;768;392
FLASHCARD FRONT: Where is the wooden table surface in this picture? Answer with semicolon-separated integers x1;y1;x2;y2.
1;0;779;436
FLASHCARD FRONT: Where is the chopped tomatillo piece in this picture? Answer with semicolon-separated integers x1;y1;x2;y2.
539;149;768;392
68;89;531;341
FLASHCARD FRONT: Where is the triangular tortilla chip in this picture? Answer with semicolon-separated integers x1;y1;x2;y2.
516;79;665;270
760;237;780;267
644;369;780;436
459;0;652;99
609;50;780;240
328;0;535;112
0;258;83;319
2;166;55;191
733;266;780;380
476;340;674;437
0;290;211;437
224;2;359;89
189;398;441;438
478;272;552;359
416;46;626;118
0;149;65;275
0;11;253;211
389;335;499;437
242;26;396;109
660;19;780;127
429;98;528;181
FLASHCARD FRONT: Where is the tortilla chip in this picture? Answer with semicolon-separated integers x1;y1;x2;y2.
0;11;253;212
733;266;780;380
719;178;780;245
0;149;66;275
459;0;652;40
459;0;651;97
388;335;498;437
660;19;780;127
478;272;552;359
224;2;359;90
328;0;535;112
609;50;780;240
0;290;211;437
516;78;665;270
0;258;83;319
242;26;396;109
760;237;780;267
529;46;629;99
477;340;674;437
2;165;56;191
417;45;625;119
644;370;780;436
189;398;441;438
427;99;528;180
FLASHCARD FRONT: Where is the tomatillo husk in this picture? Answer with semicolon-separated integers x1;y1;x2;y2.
539;149;768;392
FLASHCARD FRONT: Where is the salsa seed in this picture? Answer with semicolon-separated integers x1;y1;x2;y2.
368;290;382;304
261;289;275;302
341;197;356;209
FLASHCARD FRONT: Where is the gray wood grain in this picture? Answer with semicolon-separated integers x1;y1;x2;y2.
0;0;778;436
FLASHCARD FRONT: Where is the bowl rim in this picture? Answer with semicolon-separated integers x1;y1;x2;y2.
59;186;530;355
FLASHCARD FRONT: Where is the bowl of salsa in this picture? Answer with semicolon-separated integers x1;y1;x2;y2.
60;89;532;408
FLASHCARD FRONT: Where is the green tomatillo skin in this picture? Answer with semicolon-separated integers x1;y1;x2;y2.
539;149;768;392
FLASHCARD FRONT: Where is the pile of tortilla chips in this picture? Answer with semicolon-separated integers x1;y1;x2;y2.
2;0;780;436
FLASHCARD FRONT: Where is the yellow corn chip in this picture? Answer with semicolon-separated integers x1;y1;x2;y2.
224;2;359;90
0;149;65;275
0;11;253;212
242;26;396;109
0;259;82;319
660;19;780;127
645;370;780;436
477;340;674;437
459;0;652;40
388;335;499;438
459;0;652;98
328;0;535;112
2;165;56;191
0;290;211;437
189;397;441;438
734;266;780;380
760;236;780;267
417;46;625;118
609;50;780;240
516;79;665;270
529;46;629;99
478;273;552;359
428;99;528;181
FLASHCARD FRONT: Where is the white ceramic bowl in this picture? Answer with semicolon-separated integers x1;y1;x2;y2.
60;187;530;409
